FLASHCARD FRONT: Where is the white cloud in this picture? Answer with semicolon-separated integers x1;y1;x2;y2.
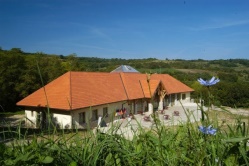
190;19;249;31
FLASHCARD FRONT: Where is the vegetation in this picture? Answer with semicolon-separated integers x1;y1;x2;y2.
0;48;249;112
1;106;249;165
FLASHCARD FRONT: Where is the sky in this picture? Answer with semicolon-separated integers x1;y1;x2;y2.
0;0;249;60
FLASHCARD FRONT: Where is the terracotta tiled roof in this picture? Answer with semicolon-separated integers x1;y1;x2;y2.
119;73;146;100
70;72;127;110
17;72;128;110
17;72;194;110
17;72;72;110
139;80;151;98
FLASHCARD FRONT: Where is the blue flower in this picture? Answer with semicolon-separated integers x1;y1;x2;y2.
198;76;220;86
198;125;217;135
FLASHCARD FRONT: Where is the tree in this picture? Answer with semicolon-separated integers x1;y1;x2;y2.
10;48;23;54
0;54;26;111
64;54;84;71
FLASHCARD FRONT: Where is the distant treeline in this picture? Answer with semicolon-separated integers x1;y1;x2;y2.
1;48;249;112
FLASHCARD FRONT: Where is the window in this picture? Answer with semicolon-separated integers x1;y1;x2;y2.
182;94;186;100
177;94;181;101
79;112;86;124
92;109;98;121
103;107;108;117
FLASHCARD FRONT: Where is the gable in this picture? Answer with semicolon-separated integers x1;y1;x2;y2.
139;79;161;98
150;74;194;94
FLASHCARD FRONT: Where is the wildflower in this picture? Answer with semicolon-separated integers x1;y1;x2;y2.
197;76;220;86
198;125;217;135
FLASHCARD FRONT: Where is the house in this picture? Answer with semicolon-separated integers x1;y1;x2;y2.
16;66;194;129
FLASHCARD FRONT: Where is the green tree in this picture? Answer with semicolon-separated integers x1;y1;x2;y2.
0;54;26;111
64;54;84;71
10;47;23;54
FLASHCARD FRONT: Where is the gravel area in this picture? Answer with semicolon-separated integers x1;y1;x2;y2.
214;106;249;116
99;105;249;140
0;114;25;127
98;104;208;140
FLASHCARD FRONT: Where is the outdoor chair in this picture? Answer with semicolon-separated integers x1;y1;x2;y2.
163;106;169;110
138;110;145;115
174;111;180;116
143;115;151;121
163;114;170;120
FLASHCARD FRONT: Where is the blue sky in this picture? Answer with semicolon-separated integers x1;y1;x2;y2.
1;0;249;60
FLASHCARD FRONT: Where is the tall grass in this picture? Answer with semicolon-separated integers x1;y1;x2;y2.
1;105;249;165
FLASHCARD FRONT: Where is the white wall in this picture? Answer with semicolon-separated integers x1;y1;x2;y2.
24;98;155;129
25;110;37;128
174;92;192;106
72;101;130;129
25;110;72;129
53;113;72;129
24;101;130;129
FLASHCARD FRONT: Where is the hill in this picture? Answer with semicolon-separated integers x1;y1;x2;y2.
0;48;249;111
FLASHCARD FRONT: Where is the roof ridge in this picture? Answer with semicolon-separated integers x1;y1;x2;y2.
139;80;146;98
69;71;72;110
150;79;160;97
119;73;129;100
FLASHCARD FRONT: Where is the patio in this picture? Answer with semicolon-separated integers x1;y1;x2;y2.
97;103;207;140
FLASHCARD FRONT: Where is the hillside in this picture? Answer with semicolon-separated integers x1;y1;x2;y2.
1;48;249;111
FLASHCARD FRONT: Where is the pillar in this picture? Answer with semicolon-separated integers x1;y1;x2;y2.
148;103;153;114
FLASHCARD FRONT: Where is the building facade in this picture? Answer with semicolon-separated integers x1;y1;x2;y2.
17;67;194;129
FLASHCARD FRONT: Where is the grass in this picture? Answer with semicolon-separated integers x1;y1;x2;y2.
1;106;249;165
